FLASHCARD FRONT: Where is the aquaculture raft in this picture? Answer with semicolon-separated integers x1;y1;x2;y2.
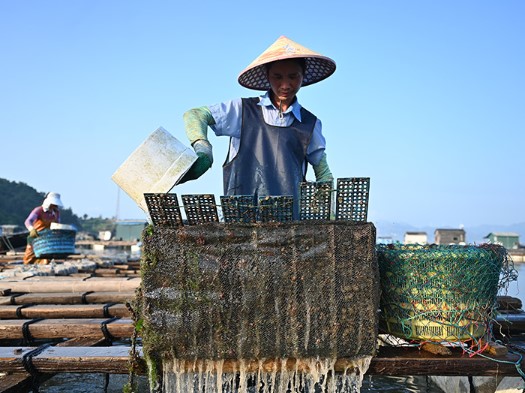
0;255;524;392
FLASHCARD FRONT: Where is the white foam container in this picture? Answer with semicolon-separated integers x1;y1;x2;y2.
111;127;197;213
50;223;77;231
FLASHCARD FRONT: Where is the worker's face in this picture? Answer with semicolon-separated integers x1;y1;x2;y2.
267;60;304;108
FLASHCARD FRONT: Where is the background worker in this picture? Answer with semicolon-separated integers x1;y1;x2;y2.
23;192;63;264
180;36;336;217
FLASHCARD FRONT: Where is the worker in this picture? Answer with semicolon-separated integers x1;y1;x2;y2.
23;192;63;264
180;36;336;217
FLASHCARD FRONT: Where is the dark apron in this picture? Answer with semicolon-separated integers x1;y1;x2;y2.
223;97;316;218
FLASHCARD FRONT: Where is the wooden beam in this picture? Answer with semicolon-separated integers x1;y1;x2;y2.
0;318;134;340
0;292;135;306
367;346;522;376
0;304;130;319
0;278;140;294
0;346;141;374
0;338;110;393
0;346;522;377
0;374;32;393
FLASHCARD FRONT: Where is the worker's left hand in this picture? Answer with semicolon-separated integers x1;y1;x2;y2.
29;228;39;238
178;152;212;184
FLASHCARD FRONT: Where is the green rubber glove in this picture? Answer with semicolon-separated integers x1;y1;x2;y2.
312;152;334;183
29;228;39;238
179;152;212;184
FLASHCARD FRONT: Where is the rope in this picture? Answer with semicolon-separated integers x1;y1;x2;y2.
463;345;525;382
22;318;44;346
103;302;117;318
104;373;110;393
82;291;94;304
21;343;51;393
9;293;23;305
16;304;32;318
100;316;119;343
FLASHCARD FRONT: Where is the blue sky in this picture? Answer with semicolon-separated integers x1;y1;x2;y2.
1;1;523;229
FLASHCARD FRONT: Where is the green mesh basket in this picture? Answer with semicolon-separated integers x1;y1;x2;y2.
376;244;508;342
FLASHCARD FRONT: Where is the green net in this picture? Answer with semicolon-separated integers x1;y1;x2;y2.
376;243;515;346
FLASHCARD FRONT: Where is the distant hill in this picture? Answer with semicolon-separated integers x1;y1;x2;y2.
0;178;81;230
375;219;525;245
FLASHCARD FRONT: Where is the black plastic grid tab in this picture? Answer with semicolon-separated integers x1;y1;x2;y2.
182;194;219;225
299;181;333;221
335;178;370;222
144;193;183;227
258;196;294;223
220;195;257;223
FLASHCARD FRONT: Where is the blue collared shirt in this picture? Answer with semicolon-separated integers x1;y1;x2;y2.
208;91;326;165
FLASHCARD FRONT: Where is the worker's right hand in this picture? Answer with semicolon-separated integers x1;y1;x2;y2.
178;152;212;184
178;140;213;184
29;228;39;238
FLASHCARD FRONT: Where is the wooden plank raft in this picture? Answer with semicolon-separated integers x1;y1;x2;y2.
0;345;522;376
0;337;109;393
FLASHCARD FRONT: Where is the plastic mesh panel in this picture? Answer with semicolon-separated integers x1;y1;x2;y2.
140;222;379;360
299;181;333;221
335;178;370;222
181;194;219;225
258;196;293;222
144;193;183;227
220;195;257;223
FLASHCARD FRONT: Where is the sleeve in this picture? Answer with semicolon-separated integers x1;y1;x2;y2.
208;98;243;138
24;207;41;231
306;119;327;166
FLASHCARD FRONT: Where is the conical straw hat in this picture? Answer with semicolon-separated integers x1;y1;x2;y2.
238;36;336;91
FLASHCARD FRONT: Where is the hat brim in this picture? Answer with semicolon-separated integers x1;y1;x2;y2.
238;55;336;91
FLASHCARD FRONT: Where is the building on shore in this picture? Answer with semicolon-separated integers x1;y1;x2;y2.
404;231;428;245
114;220;148;242
434;228;466;245
484;232;520;250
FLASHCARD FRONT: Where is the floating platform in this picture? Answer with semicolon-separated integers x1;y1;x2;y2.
0;257;524;393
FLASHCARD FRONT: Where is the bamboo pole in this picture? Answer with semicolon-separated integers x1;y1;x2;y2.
0;346;522;376
0;304;130;319
0;278;140;293
0;318;134;339
0;292;135;305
